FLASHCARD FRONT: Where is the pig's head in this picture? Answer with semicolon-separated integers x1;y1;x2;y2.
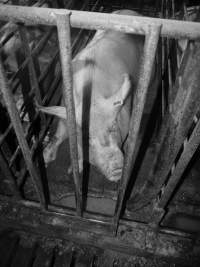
82;73;131;182
38;74;131;182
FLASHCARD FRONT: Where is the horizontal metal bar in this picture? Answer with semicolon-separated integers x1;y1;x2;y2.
0;57;46;208
113;24;161;227
0;193;195;239
56;13;82;217
0;195;198;261
0;5;200;39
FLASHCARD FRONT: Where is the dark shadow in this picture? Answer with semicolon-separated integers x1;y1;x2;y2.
81;81;92;211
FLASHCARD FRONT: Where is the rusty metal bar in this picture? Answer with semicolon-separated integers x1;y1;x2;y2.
0;5;200;39
152;116;200;223
113;24;161;227
0;148;21;198
56;13;82;216
0;57;46;208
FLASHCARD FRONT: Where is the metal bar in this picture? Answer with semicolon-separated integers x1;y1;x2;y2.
0;193;195;239
152;117;200;219
56;13;82;216
0;148;21;198
0;57;46;207
0;5;200;39
113;25;161;227
9;146;21;168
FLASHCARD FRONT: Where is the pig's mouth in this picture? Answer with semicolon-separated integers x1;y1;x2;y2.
107;167;123;182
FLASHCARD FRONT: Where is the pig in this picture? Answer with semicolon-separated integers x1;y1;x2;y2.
38;10;158;182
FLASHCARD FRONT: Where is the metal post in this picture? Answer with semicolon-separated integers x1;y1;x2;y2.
113;24;161;228
56;13;82;216
0;57;46;208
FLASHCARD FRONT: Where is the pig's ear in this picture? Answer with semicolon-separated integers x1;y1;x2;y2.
37;105;67;120
107;74;131;110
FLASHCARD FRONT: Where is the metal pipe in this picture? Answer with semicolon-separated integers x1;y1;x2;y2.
0;5;200;39
0;57;46;208
56;13;82;216
113;24;161;227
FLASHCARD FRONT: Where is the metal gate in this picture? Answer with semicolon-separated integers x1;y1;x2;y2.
0;0;200;262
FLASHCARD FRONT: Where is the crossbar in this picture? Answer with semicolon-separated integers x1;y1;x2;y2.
0;5;200;39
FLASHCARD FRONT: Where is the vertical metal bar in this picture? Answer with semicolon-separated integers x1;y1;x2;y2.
113;24;161;227
0;57;46;208
0;148;22;198
56;13;82;216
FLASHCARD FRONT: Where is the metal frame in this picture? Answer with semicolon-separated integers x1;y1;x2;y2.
0;3;200;235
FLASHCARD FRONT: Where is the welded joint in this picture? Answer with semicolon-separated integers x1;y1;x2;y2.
53;10;72;22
